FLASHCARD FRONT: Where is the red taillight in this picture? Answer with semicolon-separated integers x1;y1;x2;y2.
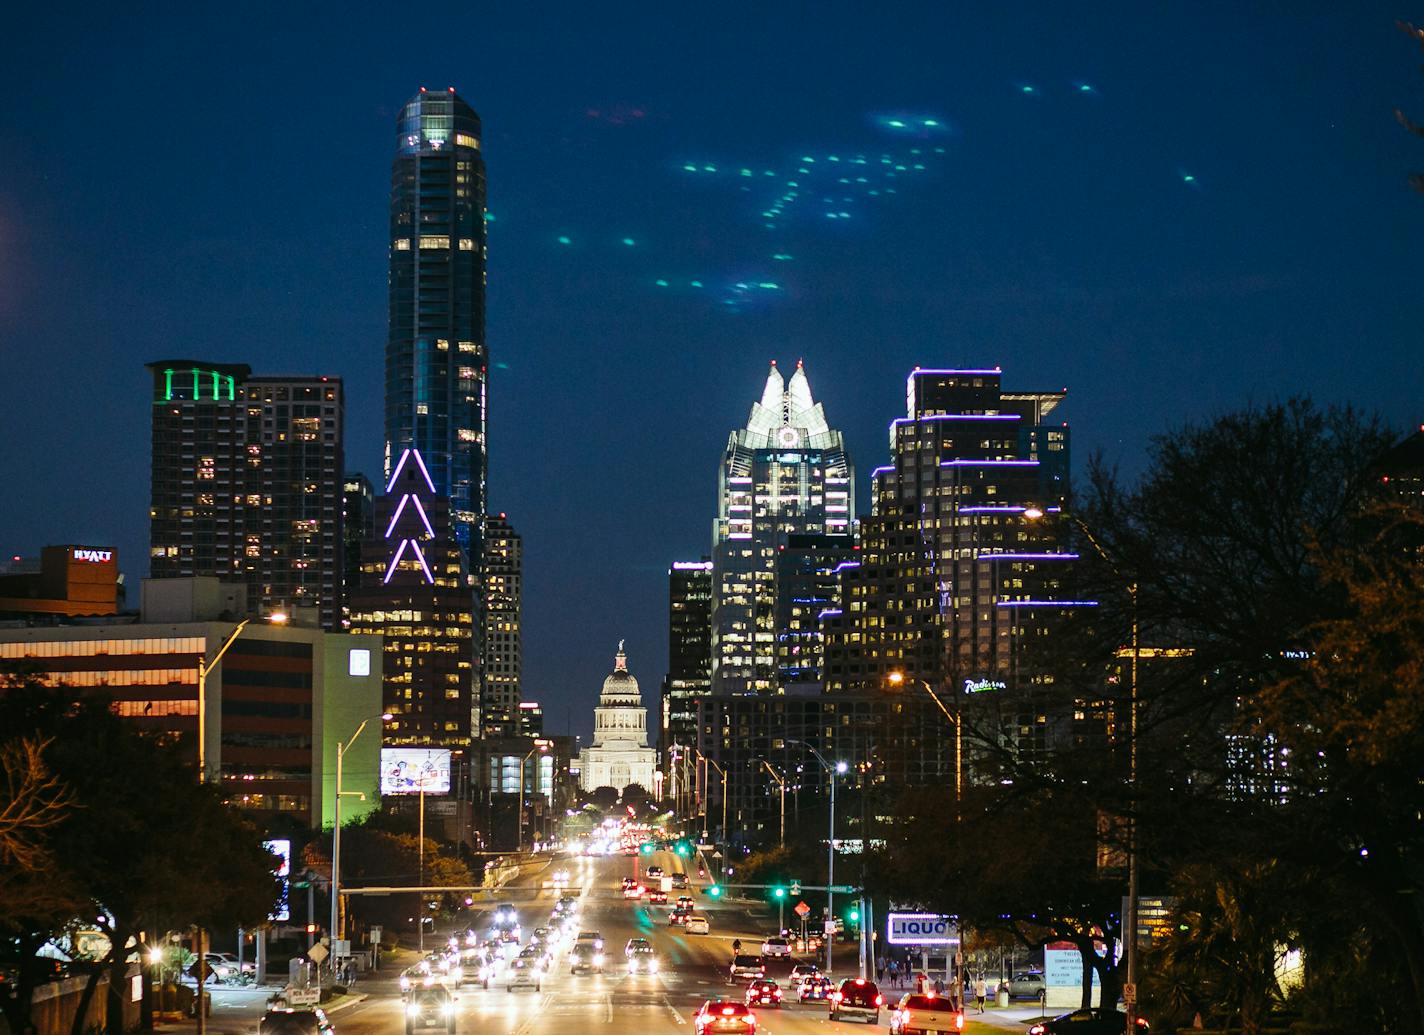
721;1007;736;1016
956;1014;964;1031
854;978;866;985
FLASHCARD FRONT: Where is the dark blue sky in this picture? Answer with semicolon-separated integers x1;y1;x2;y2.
3;3;1421;740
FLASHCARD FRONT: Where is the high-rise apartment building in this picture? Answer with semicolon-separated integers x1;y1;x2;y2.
823;366;1078;756
349;448;476;748
342;473;374;626
773;533;857;691
384;88;488;565
662;559;712;768
711;362;853;695
147;360;345;628
481;514;522;738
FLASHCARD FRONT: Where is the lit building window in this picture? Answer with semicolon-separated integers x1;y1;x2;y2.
393;239;411;251
419;236;450;249
458;238;474;251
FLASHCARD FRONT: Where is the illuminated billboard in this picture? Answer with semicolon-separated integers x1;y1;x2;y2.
380;748;452;795
264;838;291;921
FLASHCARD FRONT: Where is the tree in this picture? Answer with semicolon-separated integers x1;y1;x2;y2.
588;786;619;810
0;680;281;1035
621;783;649;807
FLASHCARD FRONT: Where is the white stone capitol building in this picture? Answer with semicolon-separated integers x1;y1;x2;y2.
578;642;657;793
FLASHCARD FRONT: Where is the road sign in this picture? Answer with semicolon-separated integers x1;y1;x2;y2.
790;880;801;896
795;901;811;918
369;926;382;945
829;884;856;894
887;912;959;946
331;940;350;957
286;988;320;1007
824;920;836;934
306;943;328;965
1123;983;1138;1005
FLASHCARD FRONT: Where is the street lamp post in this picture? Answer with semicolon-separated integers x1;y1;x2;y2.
761;760;786;848
887;672;961;813
517;743;549;852
786;739;846;975
330;713;389;948
196;619;250;782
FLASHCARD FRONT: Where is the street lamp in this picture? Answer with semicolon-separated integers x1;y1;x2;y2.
760;760;786;848
1026;507;1142;1028
887;671;961;812
786;739;846;975
196;619;249;782
694;749;728;871
331;712;391;946
517;742;549;852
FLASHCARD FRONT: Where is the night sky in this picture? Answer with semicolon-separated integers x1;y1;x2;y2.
3;4;1421;741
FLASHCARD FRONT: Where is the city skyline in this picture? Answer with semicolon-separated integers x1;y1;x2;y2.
3;4;1423;738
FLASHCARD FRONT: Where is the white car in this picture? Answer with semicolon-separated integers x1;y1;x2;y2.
761;937;792;958
686;915;710;935
505;958;541;992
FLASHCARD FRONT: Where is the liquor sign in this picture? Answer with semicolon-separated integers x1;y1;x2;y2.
380;748;452;795
887;912;959;946
264;838;291;921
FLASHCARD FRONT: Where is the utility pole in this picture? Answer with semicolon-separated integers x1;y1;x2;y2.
196;620;249;781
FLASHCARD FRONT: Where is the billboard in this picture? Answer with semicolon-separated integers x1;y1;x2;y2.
264;838;291;921
380;748;452;795
887;912;958;946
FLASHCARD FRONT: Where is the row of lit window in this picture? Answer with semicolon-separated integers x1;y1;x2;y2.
0;638;205;659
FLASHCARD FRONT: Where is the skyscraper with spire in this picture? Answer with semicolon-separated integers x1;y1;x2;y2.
710;361;854;695
384;87;488;566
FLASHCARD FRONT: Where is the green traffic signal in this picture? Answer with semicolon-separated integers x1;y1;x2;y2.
773;886;787;899
847;907;861;922
640;843;654;855
706;884;722;897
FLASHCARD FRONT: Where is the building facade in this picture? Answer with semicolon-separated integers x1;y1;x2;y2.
384;87;488;566
481;514;522;737
342;473;374;626
662;560;712;772
822;366;1079;760
711;361;854;695
0;577;382;830
0;545;121;618
147;361;345;629
579;644;657;793
348;448;477;749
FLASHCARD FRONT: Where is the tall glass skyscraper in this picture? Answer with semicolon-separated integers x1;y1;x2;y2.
385;87;488;565
710;361;854;695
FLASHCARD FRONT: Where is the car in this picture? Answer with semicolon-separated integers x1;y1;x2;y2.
670;907;692;926
760;937;791;958
552;869;570;887
505;958;541;993
205;952;256;982
829;978;884;1024
648;889;669;904
646;866;665;879
744;980;782;1007
889;993;965;1035
569;943;605;975
621;876;638;890
686;914;711;935
672;872;690;889
693;1001;757;1035
676;895;696;909
728;955;766;983
789;963;821;985
623;884;646;899
626;944;660;975
625;938;652;956
259;1009;334;1035
1027;1009;1150;1034
404;988;456;1035
576;931;605;951
1007;972;1046;999
798;976;833;1002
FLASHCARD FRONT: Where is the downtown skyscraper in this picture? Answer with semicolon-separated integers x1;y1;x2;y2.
710;361;854;695
384;87;488;565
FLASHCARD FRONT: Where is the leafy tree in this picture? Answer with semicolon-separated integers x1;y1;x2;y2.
0;680;281;1035
588;786;619;809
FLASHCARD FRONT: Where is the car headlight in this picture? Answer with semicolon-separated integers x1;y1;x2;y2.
406;1005;421;1018
649;960;659;973
594;954;605;965
442;1004;454;1017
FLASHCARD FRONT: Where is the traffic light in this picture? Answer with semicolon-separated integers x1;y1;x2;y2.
675;840;691;858
772;886;787;900
706;884;722;898
305;923;319;935
847;906;861;923
639;842;654;856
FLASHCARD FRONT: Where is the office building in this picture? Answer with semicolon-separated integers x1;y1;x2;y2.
348;448;476;748
0;545;121;618
481;514;522;737
384;87;488;566
578;643;657;793
343;474;374;626
822;366;1078;759
711;361;854;695
0;576;382;829
773;533;857;691
517;700;543;737
146;360;345;629
662;560;712;771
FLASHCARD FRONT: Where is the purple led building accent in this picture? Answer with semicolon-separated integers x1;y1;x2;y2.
385;448;411;494
833;561;862;573
384;494;411;539
891;414;1020;427
939;459;1040;467
910;368;1003;376
871;465;895;478
410;539;435;583
410;449;437;493
818;608;844;619
383;539;410;584
994;600;1100;608
958;505;1027;514
976;553;1081;561
410;495;436;538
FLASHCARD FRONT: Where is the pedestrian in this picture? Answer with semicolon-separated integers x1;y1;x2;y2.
915;971;927;996
888;959;899;987
876;958;886;984
933;977;944;996
974;976;988;1013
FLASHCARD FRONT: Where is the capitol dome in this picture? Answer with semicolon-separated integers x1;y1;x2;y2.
600;643;642;704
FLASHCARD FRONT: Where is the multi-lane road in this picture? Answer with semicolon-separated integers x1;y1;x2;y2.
203;848;888;1035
